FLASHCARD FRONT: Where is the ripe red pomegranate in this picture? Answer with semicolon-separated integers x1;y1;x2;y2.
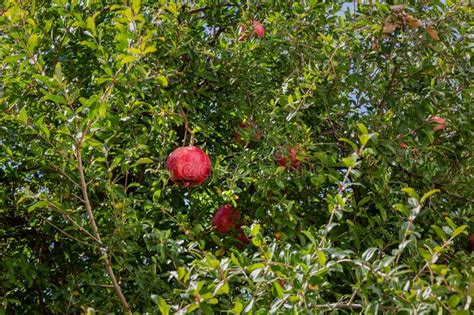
166;146;211;187
274;145;302;169
399;142;408;149
252;20;265;38
469;233;474;252
212;204;241;234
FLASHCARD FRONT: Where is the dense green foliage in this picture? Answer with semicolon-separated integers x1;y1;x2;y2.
1;0;472;313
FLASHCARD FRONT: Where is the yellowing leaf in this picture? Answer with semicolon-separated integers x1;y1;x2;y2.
420;189;440;203
120;55;138;65
143;46;157;54
127;47;142;55
28;34;39;50
156;75;168;87
86;16;96;35
132;0;141;14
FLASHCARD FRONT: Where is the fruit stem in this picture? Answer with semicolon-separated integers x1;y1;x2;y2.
177;103;194;146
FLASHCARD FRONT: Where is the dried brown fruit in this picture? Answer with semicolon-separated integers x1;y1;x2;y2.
426;25;440;40
405;15;422;29
383;21;396;34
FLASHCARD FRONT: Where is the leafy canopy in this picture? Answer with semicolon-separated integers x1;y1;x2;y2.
0;0;472;313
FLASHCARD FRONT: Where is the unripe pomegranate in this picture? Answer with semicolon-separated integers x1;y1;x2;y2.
274;145;302;169
212;204;242;234
166;146;211;187
252;20;265;38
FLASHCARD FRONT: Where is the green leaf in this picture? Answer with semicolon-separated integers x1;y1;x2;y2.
132;0;141;14
2;144;13;156
86;16;96;35
273;281;284;299
41;94;67;105
248;263;265;271
4;54;24;63
233;299;243;314
448;295;461;308
339;138;358;152
28;201;48;213
135;157;154;165
302;231;316;244
120;55;138;65
54;62;62;84
18;107;28;124
393;203;409;216
156;75;168;87
28;34;39;50
357;123;368;135
401;187;420;201
431;225;447;241
150;295;170;315
342;156;356;168
359;134;369;146
420;189;440;204
98;102;108;118
127;47;142;55
214;281;229;295
250;224;260;237
317;250;327;266
143;46;157;54
452;225;467;238
211;234;224;246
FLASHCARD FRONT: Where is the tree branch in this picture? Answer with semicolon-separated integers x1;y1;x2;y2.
378;62;399;114
75;139;131;313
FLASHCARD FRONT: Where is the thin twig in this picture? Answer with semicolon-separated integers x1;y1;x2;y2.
378;62;399;116
186;3;234;15
39;215;97;249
